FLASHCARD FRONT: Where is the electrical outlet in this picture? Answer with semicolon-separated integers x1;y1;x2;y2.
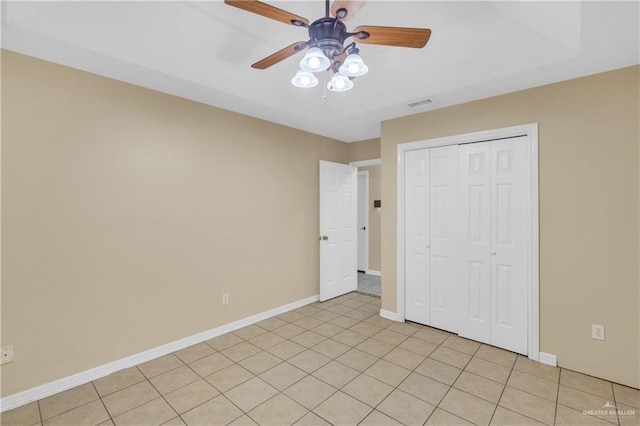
222;293;229;305
592;324;605;341
1;345;14;365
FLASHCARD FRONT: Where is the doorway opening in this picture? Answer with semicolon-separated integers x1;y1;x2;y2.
350;159;382;296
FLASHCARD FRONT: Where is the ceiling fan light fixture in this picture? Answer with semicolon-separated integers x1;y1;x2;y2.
291;69;319;88
327;72;354;92
226;0;433;94
300;47;331;73
339;52;368;77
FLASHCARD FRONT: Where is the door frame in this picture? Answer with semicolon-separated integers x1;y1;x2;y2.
357;170;370;273
396;123;540;361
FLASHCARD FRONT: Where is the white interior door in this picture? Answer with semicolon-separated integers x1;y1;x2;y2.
357;171;368;272
458;138;530;354
319;160;357;302
490;137;530;354
404;149;430;325
429;145;459;333
458;142;492;344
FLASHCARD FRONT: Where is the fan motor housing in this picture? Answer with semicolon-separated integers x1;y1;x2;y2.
308;17;347;59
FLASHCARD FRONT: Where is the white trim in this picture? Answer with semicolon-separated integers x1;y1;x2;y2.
365;270;381;277
0;294;319;413
529;125;540;362
397;145;407;322
357;170;370;273
396;123;540;362
379;309;402;322
539;352;558;367
349;158;381;167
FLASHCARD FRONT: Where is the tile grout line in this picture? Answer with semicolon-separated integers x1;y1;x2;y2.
553;369;562;426
126;353;220;424
373;333;449;423
429;339;484;425
611;381;621;426
153;358;200;396
17;292;633;426
91;381;114;425
47;299;414;425
382;329;562;425
192;296;378;424
36;399;43;425
149;359;214;423
176;342;262;426
192;322;543;426
37;387;105;424
283;295;382;424
557;370;625;401
116;378;179;424
312;298;481;425
348;327;467;424
139;355;187;382
265;295;381;424
241;389;306;426
487;356;516;426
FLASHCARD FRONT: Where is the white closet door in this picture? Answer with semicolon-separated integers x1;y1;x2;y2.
458;142;492;344
405;149;430;325
429;145;459;333
490;137;530;355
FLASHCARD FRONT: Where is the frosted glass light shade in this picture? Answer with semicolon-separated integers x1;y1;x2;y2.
327;72;354;92
339;53;368;77
291;69;319;88
299;47;331;73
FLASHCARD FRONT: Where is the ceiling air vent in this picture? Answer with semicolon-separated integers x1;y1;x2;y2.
406;97;437;109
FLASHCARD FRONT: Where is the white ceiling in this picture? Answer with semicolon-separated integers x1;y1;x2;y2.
2;1;638;142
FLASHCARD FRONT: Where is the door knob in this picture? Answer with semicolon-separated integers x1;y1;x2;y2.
426;244;431;248
361;227;366;231
322;235;329;240
491;251;496;256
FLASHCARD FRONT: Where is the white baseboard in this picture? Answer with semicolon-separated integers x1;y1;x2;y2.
366;270;381;277
0;294;319;413
379;309;402;322
539;352;557;367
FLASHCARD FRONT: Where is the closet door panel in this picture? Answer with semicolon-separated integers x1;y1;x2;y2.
458;142;491;344
405;149;430;325
429;145;458;333
490;137;530;355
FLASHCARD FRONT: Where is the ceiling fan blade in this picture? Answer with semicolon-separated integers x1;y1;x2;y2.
331;0;366;21
352;26;432;48
251;41;308;69
224;0;309;26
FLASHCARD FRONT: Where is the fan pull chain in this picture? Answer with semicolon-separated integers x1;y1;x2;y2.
323;71;328;99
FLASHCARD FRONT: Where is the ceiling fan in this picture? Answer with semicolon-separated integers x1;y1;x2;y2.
224;0;432;91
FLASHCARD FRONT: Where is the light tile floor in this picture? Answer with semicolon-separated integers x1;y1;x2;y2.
3;292;639;426
357;273;380;296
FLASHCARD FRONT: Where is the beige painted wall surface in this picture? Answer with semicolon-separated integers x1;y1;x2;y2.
359;165;381;272
381;66;640;388
0;51;348;397
347;138;380;162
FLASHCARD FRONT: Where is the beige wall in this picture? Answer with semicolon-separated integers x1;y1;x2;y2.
347;138;380;162
381;66;640;388
0;51;348;397
359;165;381;272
